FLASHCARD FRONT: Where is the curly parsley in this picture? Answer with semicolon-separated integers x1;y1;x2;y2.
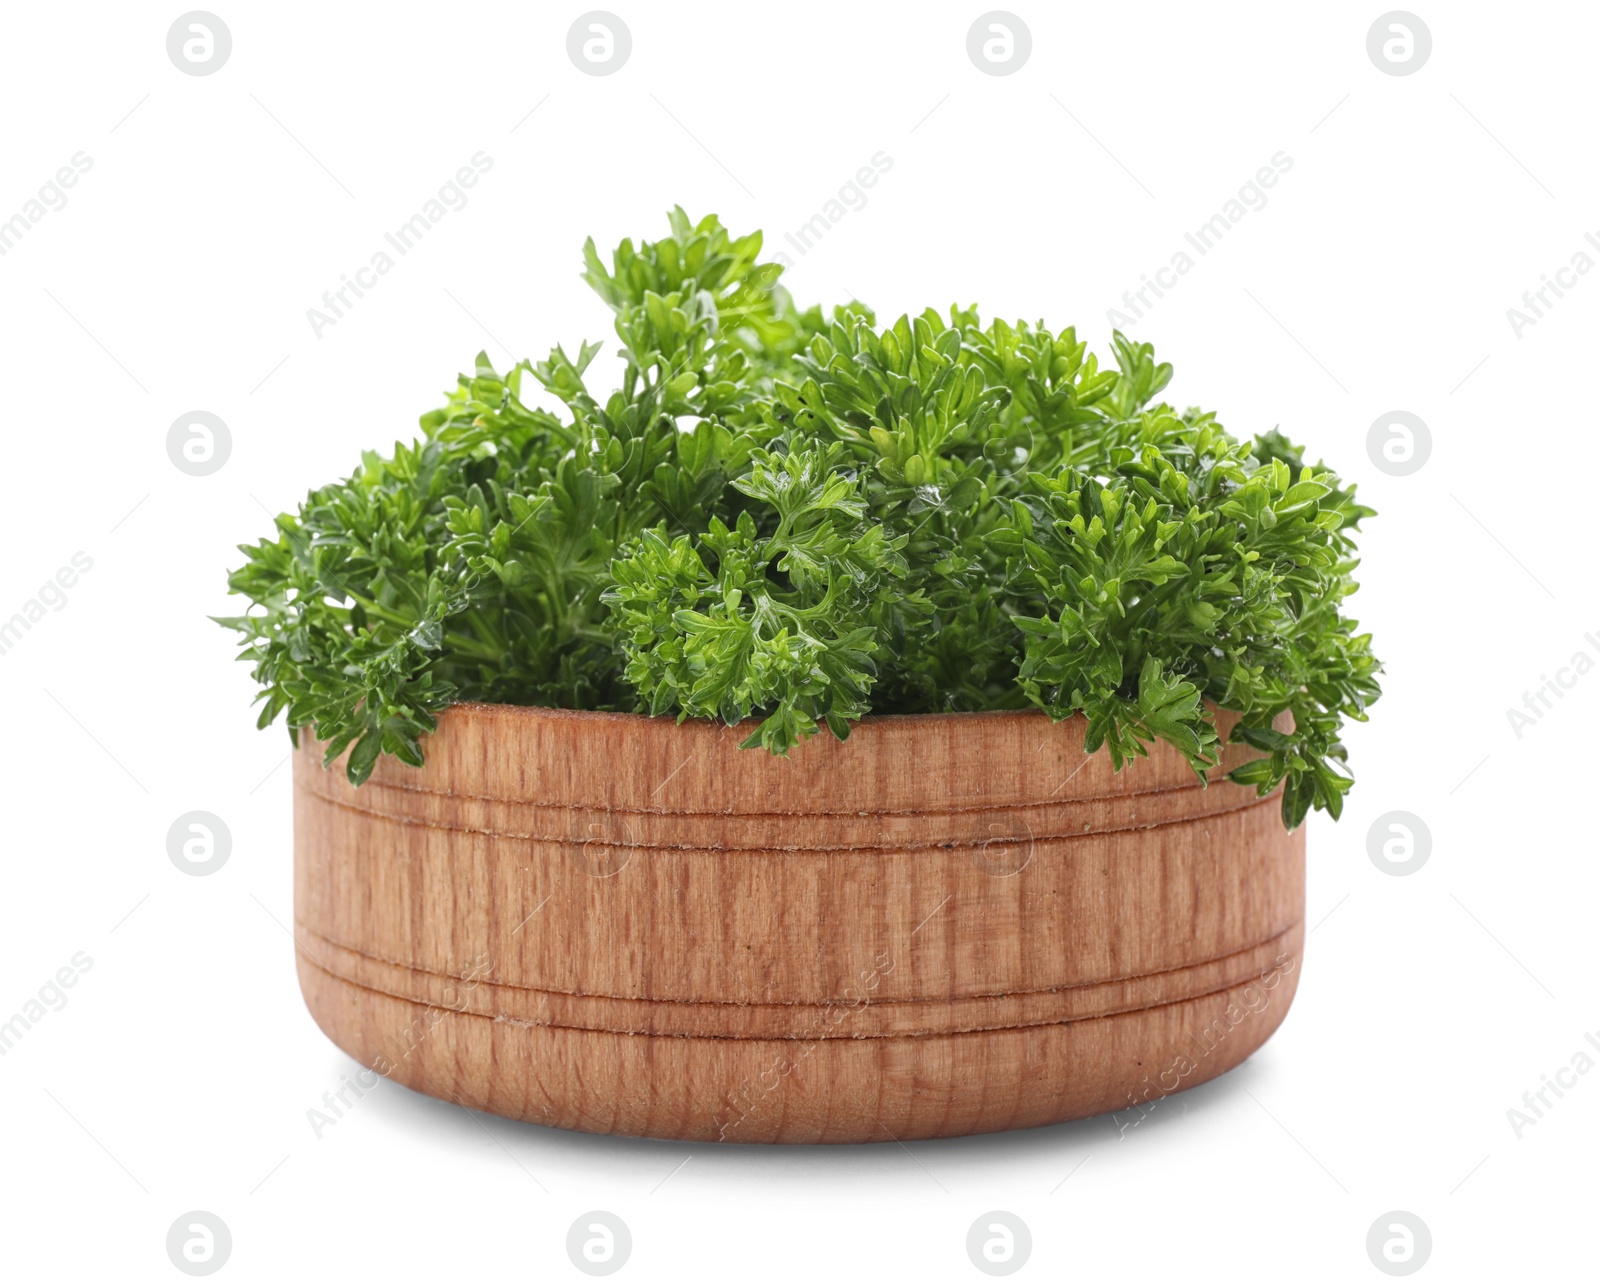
218;209;1380;827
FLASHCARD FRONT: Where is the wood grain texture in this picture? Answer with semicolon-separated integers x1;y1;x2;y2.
293;703;1305;1143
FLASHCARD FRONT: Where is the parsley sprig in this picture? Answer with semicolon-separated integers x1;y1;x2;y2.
218;209;1380;827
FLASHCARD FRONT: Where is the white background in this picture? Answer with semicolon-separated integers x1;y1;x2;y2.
1;1;1595;1282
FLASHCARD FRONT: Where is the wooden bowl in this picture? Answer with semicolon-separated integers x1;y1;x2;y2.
293;703;1303;1143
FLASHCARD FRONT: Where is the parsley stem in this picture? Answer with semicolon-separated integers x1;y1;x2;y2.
342;593;502;664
